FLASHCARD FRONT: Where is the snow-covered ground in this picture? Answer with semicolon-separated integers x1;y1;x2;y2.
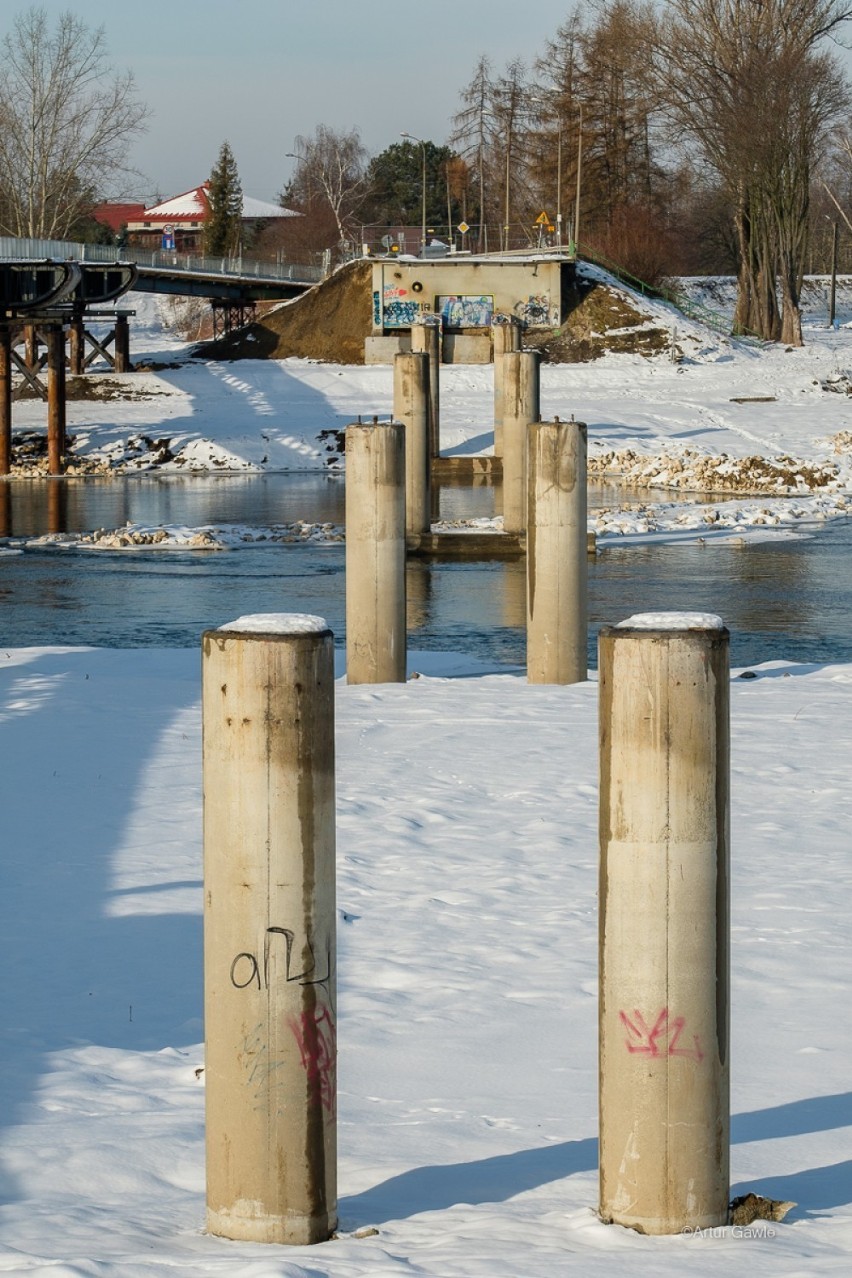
1;646;851;1276
2;280;852;1276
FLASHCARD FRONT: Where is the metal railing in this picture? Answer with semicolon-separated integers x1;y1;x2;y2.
0;236;325;285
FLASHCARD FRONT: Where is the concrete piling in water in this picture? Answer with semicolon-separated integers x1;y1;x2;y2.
491;315;521;457
345;419;406;684
393;351;430;536
411;317;441;459
501;350;540;534
202;615;337;1245
46;326;66;476
598;614;730;1235
526;418;588;683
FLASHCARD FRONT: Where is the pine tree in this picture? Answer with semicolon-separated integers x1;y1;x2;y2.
204;141;243;256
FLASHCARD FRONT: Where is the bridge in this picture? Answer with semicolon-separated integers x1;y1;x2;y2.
0;236;324;476
0;236;323;308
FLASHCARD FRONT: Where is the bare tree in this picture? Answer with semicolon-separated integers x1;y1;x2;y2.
285;124;368;255
450;55;496;250
0;7;148;238
651;0;851;343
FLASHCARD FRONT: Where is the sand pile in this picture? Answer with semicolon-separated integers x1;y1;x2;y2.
197;259;374;364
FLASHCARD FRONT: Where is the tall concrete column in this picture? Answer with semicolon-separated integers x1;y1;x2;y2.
394;350;430;536
501;350;540;534
411;318;441;458
203;615;337;1245
526;419;588;683
0;327;11;476
598;614;730;1235
345;420;406;684
114;314;130;373
492;315;521;456
68;317;85;376
46;326;66;476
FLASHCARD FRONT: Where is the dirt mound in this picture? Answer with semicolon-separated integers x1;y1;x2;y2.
196;260;374;364
525;275;671;362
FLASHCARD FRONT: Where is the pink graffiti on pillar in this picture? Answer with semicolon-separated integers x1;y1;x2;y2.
619;1008;704;1062
288;1005;337;1118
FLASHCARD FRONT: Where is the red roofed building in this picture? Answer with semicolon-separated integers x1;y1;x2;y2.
124;183;299;252
91;201;146;235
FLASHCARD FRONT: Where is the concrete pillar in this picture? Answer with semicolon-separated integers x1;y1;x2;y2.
411;318;441;459
68;317;85;376
0;327;11;476
393;351;430;537
598;614;730;1235
492;316;521;456
114;314;130;373
526;419;588;684
46;327;66;476
345;420;406;684
202;615;337;1245
501;350;540;534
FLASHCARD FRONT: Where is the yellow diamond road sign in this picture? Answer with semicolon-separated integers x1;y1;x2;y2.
458;221;470;234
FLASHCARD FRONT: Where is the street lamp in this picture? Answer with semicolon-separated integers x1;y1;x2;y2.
401;131;427;256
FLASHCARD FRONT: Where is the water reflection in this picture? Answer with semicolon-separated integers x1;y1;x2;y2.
0;473;704;539
0;474;850;667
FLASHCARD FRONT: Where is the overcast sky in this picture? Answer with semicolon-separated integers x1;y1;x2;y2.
21;0;568;206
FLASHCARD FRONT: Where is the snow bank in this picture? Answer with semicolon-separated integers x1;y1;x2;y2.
1;646;851;1275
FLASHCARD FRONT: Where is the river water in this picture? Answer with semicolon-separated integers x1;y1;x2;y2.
1;474;850;668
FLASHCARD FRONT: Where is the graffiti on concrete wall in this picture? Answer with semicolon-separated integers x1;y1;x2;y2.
380;282;426;328
514;293;558;326
384;299;424;327
437;295;494;329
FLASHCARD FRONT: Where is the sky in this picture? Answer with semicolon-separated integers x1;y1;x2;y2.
16;0;569;207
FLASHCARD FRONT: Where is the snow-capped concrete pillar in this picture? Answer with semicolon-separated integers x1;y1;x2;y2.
491;315;521;457
393;351;430;536
526;418;588;683
0;327;11;475
345;419;406;683
203;615;337;1245
598;613;730;1235
114;315;130;373
501;350;540;534
46;326;66;476
411;317;441;459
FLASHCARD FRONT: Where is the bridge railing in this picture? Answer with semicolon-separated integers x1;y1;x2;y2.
0;236;325;285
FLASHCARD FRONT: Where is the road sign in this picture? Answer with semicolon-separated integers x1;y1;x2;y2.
458;221;470;234
535;211;549;226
